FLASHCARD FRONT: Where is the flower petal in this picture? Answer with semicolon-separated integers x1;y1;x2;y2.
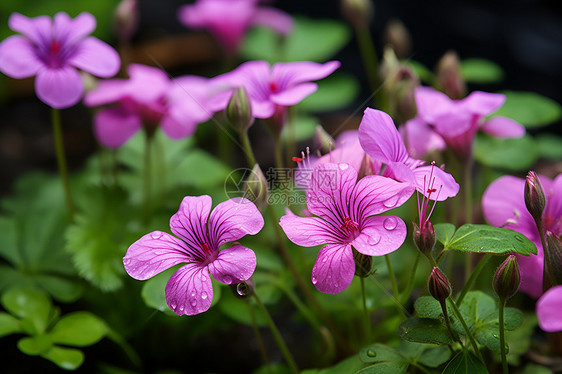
413;165;460;201
480;116;525;138
516;252;544;299
208;197;264;246
400;118;446;159
546;175;562;229
537;285;562;332
208;244;256;284
169;195;213;249
165;263;213;316
0;35;42;78
93;107;141;148
270;82;317;106
35;66;83;108
461;91;505;116
272;61;340;87
69;37;120;78
353;215;407;256
251;7;294;35
311;243;355;294
124;64;171;103
9;13;52;46
160;114;197;140
359;108;410;165
53;12;96;47
414;86;453;123
353;174;415;217
279;215;340;247
123;231;191;280
84;79;128;106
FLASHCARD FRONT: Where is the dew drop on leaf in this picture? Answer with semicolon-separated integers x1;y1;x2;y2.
366;349;377;357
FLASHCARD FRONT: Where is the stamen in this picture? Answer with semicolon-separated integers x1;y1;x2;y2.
292;157;303;163
269;81;278;92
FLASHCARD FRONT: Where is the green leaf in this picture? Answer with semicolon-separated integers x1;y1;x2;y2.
398;318;453;345
358;344;409;374
1;287;53;334
17;335;53;355
49;312;107;347
521;363;553;374
414;296;444;319
499;313;537;365
404;60;434;84
301;354;366;374
280;115;318;143
29;274;83;303
535;134;562;160
444;224;537;255
442;351;488;374
418;346;451;368
492;91;562;128
241;16;351;63
41;346;85;370
474;134;538;171
173;149;232;189
0;312;22;337
298;73;359;112
460;59;504;84
434;223;456;248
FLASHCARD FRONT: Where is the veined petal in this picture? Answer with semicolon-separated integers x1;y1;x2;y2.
93;107;141;148
480;116;525;138
169;195;213;250
53;12;96;47
537;285;562;332
461;91;505;116
251;7;294;35
9;13;52;47
279;215;340;247
123;231;192;280
352;174;415;217
359;108;410;165
413;165;459;201
208;198;264;246
353;215;407;256
311;243;355;294
165;263;213;316
272;61;340;87
0;35;42;78
208;244;256;285
69;37;120;78
517;252;543;299
270;82;317;106
35;66;83;108
401;118;446;159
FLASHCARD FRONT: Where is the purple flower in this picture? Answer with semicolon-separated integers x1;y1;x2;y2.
280;162;414;294
123;195;264;316
84;64;220;148
537;285;562;332
412;86;525;160
482;173;562;298
0;12;120;108
178;0;293;54
358;108;459;201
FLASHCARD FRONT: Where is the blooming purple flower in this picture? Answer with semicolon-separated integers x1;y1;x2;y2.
482;173;562;298
537;285;562;332
280;162;414;294
123;195;264;316
84;64;220;147
0;12;120;108
412;86;525;160
178;0;293;54
358;108;459;201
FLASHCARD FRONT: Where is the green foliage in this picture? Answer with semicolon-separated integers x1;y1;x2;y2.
535;134;562;160
461;59;504;84
436;224;537;256
434;223;456;248
398;317;453;345
442;350;489;374
492;91;562;128
298;73;360;112
241;16;351;63
474;134;539;171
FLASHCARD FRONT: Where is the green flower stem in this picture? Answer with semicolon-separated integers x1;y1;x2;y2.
240;130;257;167
286;106;297;162
400;251;421;304
537;221;552;292
142;130;152;223
253;292;298;374
360;276;371;343
248;302;272;374
456;254;491;306
355;24;386;110
384;254;405;318
448;296;484;363
51;108;75;219
499;299;509;374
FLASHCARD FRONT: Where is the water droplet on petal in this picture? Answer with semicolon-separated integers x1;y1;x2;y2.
178;305;184;313
312;276;318;285
201;291;208;300
190;299;197;307
383;195;399;208
201;274;207;282
339;163;349;170
223;275;232;284
383;217;398;231
322;257;327;263
191;290;196;297
334;283;339;288
151;232;163;240
367;232;381;245
123;258;131;266
170;302;177;310
366;349;377;357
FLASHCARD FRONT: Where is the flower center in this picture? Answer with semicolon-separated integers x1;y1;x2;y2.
340;216;360;239
199;242;217;266
269;81;278;93
50;40;62;55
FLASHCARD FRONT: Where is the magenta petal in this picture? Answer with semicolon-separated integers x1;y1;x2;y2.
251;7;294;35
359;108;410;165
272;61;340;87
125;64;171;103
516;252;544;299
270;82;317;106
165;263;213;316
537;285;562;332
461;91;505;116
208;244;256;285
353;216;406;256
69;37;120;78
546;175;562;224
93;107;141;148
208;198;264;246
480;116;525;138
312;244;355;294
353;174;415;216
432;111;474;138
415;86;453;123
9;13;52;46
0;35;42;78
35;67;83;108
160;115;197;140
413;165;460;200
54;12;96;46
84;79;128;106
279;215;339;247
123;231;191;280
401;118;446;159
170;196;213;248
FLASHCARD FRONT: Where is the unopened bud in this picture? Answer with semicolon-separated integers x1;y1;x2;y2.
524;171;545;227
314;126;335;154
353;248;373;277
435;51;466;100
244;164;269;211
413;221;436;259
114;0;139;42
493;255;520;301
428;267;451;304
383;19;411;59
231;279;255;299
341;0;373;30
227;87;254;133
381;47;419;123
545;233;562;287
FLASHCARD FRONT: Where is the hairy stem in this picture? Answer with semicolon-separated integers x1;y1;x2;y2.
51;108;75;220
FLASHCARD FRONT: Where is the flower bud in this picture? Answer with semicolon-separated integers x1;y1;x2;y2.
493;255;520;301
413;221;436;259
243;164;269;211
114;0;139;42
314;125;335;154
435;51;466;100
545;233;562;287
226;87;254;133
383;18;411;59
341;0;373;30
231;279;255;299
353;248;373;278
428;267;451;304
524;171;545;227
